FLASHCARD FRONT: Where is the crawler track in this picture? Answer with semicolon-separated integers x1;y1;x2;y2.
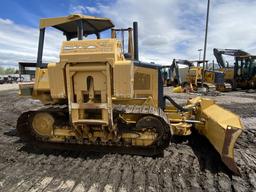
0;89;255;191
16;104;171;157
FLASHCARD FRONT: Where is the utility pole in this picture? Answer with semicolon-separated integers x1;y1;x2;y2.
202;0;210;86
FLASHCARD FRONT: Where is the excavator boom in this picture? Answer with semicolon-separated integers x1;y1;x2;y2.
213;48;250;68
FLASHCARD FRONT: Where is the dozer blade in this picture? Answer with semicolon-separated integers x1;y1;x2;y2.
189;98;244;175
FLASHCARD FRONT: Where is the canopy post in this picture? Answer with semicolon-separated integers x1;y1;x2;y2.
77;20;84;40
36;28;45;68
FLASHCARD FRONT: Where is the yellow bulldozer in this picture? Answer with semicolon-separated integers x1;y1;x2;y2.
17;14;243;174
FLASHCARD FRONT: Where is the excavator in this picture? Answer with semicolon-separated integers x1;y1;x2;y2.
213;48;256;89
17;14;243;175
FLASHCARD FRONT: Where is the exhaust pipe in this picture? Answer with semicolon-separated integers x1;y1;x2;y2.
133;22;139;61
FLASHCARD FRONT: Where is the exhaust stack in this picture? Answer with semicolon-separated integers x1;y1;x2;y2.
133;22;139;61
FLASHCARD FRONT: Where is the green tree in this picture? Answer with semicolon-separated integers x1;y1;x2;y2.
0;67;4;75
4;67;16;74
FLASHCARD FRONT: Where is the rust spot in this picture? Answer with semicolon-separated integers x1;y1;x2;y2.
222;126;238;155
221;126;241;175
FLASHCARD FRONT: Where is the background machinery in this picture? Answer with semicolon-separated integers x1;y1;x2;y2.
161;59;193;88
213;48;256;89
17;14;243;174
162;59;231;92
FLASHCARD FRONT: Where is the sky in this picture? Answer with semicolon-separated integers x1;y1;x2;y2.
0;0;256;68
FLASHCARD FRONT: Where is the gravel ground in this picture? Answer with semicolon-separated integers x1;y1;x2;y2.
0;88;255;192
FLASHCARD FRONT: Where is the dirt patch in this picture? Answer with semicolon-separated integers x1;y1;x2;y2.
0;83;19;91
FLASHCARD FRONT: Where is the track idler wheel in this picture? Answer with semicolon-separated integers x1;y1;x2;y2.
31;112;54;137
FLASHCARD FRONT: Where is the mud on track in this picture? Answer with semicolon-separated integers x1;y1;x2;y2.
0;89;255;192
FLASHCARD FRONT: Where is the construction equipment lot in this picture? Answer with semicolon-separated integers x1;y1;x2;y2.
0;87;255;192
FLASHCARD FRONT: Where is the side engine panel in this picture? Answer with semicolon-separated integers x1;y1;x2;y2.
134;65;159;107
48;63;66;99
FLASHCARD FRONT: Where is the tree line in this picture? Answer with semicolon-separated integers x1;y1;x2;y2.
0;67;18;75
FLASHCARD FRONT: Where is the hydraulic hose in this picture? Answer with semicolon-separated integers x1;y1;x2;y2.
163;95;189;112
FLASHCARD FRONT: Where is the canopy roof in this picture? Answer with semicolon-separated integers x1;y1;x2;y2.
40;14;114;38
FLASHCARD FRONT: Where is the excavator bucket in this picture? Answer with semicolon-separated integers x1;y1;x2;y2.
189;98;244;175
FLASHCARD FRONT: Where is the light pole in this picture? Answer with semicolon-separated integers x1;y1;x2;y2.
202;0;210;86
198;49;203;61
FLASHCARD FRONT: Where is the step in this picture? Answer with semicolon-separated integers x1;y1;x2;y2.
71;102;108;109
73;119;108;125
